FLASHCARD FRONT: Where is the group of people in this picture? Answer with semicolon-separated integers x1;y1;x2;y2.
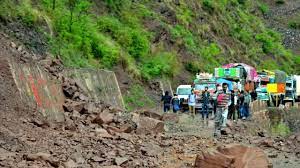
161;83;255;137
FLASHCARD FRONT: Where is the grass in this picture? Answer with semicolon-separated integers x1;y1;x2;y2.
124;84;156;111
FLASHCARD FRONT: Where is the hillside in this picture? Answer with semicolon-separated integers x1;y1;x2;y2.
0;0;299;110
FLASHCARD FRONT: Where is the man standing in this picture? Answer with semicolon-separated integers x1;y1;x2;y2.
161;91;172;113
214;83;231;137
242;91;251;120
188;89;196;116
171;94;180;113
202;86;210;126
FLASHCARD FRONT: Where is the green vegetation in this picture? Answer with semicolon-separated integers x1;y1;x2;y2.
0;0;298;79
258;3;269;15
271;122;291;137
124;84;156;111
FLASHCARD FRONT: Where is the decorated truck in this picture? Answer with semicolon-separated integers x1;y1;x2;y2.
266;70;287;107
256;71;271;101
215;63;258;92
193;74;216;113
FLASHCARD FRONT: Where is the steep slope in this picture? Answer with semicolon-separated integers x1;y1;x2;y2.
0;0;299;110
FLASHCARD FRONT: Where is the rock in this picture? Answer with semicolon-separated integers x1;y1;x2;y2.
92;110;114;125
259;138;274;148
91;156;105;162
114;157;128;166
268;153;278;158
84;103;101;114
71;153;85;164
226;120;234;128
94;128;113;138
102;166;122;168
134;116;165;134
161;113;179;123
63;160;77;168
296;135;300;142
63;100;85;113
195;144;271;168
10;42;16;48
140;110;162;120
221;128;231;135
141;143;162;157
195;150;233;168
71;110;81;120
79;94;88;102
25;152;51;161
30;119;49;128
65;118;76;131
109;106;123;113
17;45;23;51
63;85;78;98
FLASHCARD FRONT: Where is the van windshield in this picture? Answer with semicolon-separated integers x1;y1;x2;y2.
177;88;191;95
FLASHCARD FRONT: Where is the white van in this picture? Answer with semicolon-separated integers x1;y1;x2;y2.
176;85;192;107
294;75;300;101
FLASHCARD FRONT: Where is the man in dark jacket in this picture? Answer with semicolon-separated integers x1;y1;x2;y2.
161;91;172;113
202;86;210;119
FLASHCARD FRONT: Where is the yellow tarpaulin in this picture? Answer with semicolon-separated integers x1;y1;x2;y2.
267;84;277;93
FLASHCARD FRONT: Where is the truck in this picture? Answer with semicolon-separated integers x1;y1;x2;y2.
266;70;287;107
176;85;192;110
256;72;270;101
283;76;296;105
193;77;216;113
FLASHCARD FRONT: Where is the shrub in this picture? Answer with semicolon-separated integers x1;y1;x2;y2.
199;43;221;59
97;16;150;59
258;3;269;15
184;62;199;74
288;21;300;29
275;0;285;5
202;0;216;13
141;52;179;80
271;122;291;137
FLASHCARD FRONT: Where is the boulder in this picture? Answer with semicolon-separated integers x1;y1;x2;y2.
114;157;128;166
133;115;165;134
63;160;77;168
195;150;234;168
161;113;179;123
140;110;162;120
63;100;85;113
92;110;114;125
195;144;272;168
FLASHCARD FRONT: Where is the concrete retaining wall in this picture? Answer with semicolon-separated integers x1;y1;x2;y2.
64;69;124;110
8;58;65;122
